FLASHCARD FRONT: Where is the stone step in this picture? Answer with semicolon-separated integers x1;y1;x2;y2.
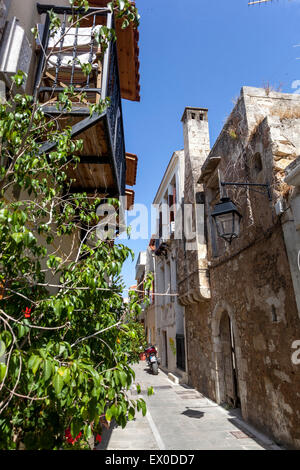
167;371;182;384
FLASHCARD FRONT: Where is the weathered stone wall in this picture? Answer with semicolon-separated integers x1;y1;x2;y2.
176;88;300;449
177;107;212;391
178;107;210;305
184;300;215;399
209;226;300;449
202;87;300;449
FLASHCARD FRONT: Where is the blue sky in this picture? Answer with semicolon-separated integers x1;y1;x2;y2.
118;0;300;293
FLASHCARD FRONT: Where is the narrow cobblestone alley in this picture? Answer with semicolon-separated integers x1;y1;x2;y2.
96;363;283;451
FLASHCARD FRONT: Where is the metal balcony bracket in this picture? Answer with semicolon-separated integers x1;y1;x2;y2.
36;3;110;15
38;110;106;155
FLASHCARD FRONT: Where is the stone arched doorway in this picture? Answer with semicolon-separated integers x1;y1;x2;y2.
212;301;241;408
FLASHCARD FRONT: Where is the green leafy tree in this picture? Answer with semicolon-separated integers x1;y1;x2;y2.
0;0;150;450
119;294;148;364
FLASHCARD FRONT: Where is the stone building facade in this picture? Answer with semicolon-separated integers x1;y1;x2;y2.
176;107;213;397
177;88;300;449
150;150;188;380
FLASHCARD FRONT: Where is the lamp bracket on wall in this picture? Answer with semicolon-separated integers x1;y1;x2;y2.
220;182;272;201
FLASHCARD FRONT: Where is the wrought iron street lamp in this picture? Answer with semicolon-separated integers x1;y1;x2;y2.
211;197;242;244
211;181;271;244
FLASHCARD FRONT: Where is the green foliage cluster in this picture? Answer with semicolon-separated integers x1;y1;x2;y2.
120;321;147;364
0;0;150;450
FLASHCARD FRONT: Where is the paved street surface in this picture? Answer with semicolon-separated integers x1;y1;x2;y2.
96;362;282;451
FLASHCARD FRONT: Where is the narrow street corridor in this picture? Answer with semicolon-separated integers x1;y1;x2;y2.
96;362;283;451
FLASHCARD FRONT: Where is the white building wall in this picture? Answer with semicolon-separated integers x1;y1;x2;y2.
152;150;187;379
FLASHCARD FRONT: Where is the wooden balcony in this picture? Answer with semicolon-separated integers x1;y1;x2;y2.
35;3;138;200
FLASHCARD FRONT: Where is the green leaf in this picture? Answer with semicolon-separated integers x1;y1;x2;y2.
28;354;39;370
110;403;118;418
119;371;127;388
32;357;42;375
120;324;129;331
53;301;64;316
47;256;62;270
88;398;98;422
12;70;26;87
58;343;66;356
31;27;38;39
23;231;35;247
11;233;23;244
105;408;113;423
84;423;92;440
138;398;147;417
52;373;64;395
147;386;154;397
128;407;135;421
17;323;29;339
121;18;129;29
0;341;5;358
43;360;52;381
0;363;7;382
57;367;70;384
105;370;112;381
107;388;115;401
70;418;82;439
113;370;120;385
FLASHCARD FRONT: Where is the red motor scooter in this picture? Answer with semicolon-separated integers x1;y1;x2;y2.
144;345;160;375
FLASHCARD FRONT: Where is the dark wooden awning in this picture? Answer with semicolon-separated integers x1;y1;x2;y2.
125;188;135;210
126;153;138;186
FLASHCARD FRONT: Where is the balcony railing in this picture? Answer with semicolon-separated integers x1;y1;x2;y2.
35;3;126;196
106;36;126;195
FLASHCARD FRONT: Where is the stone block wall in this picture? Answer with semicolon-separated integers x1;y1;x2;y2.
184;300;215;400
176;88;300;449
202;87;300;449
209;227;300;449
177;107;211;305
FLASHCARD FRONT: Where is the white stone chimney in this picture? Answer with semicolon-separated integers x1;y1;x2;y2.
181;107;210;193
180;107;211;302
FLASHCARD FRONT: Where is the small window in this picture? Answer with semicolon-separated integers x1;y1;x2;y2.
159;211;162;238
272;305;278;322
199;114;204;121
191;113;195;119
253;153;263;174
